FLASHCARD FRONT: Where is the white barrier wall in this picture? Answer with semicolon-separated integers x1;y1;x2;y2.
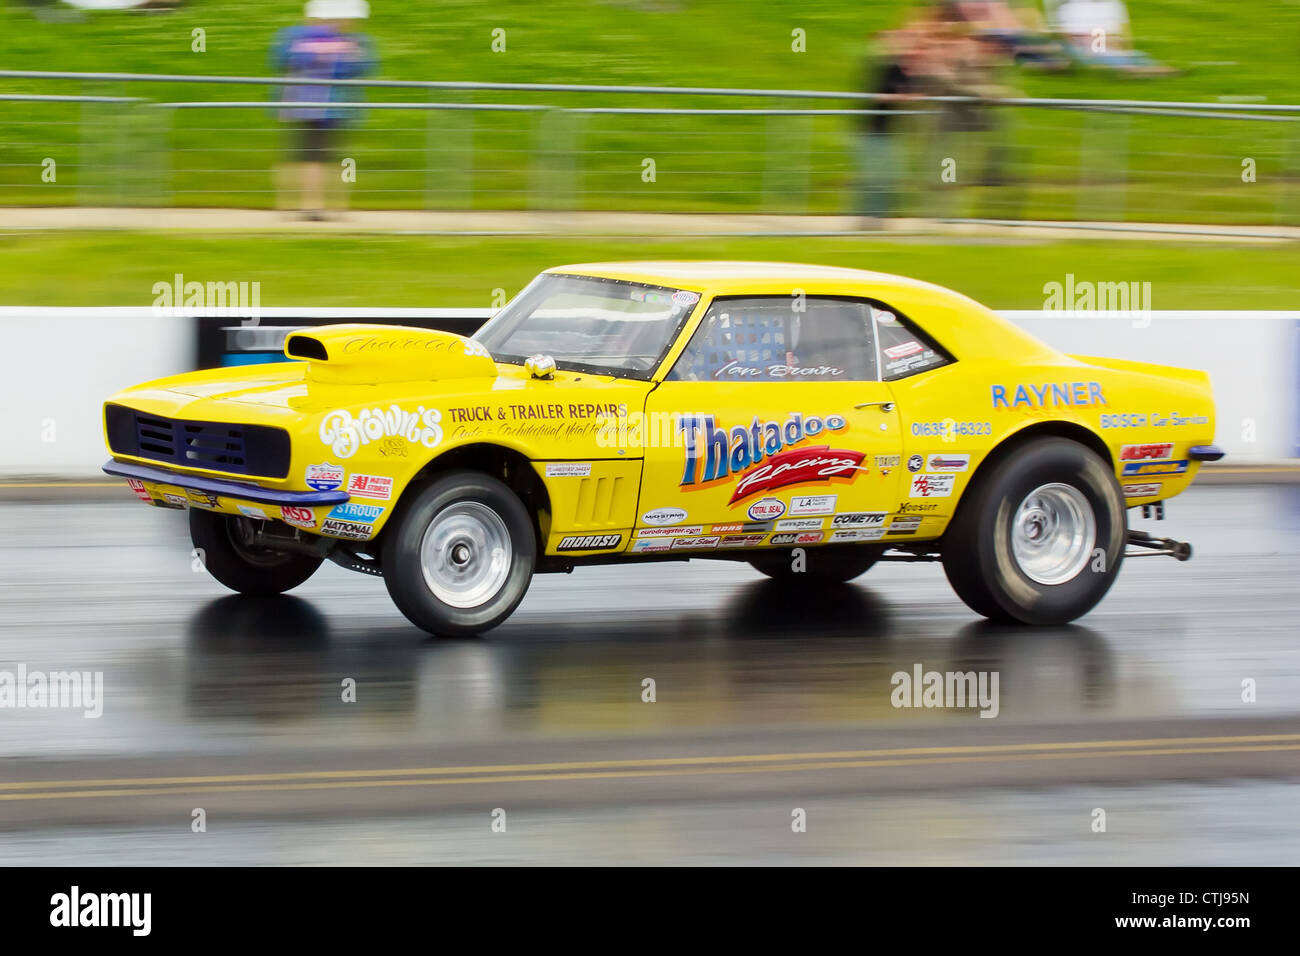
0;308;1293;477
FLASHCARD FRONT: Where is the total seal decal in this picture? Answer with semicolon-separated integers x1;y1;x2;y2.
677;413;866;503
557;534;622;551
320;406;443;460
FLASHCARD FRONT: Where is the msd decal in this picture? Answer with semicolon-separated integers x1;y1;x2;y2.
678;413;864;503
1120;443;1175;461
280;506;316;529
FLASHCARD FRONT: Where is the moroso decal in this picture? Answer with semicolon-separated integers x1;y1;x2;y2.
557;534;621;551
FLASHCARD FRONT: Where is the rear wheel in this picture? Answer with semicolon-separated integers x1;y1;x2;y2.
941;437;1125;624
748;547;880;584
381;470;536;637
189;509;323;595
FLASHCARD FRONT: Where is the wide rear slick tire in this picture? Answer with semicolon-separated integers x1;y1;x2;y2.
941;438;1125;625
189;508;324;595
381;470;536;637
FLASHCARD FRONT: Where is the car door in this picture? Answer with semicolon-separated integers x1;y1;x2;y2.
635;295;903;552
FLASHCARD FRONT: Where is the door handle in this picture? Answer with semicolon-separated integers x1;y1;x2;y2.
854;400;895;412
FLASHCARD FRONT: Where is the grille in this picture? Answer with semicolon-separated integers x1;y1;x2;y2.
105;404;290;479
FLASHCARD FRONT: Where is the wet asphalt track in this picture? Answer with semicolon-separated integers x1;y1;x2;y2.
1;483;1299;865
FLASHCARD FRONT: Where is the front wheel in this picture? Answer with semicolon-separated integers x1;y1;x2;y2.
189;509;323;595
381;470;536;637
941;437;1125;625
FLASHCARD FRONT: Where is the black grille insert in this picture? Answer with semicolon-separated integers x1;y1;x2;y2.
105;404;290;479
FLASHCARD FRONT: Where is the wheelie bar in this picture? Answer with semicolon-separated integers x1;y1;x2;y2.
1125;529;1192;561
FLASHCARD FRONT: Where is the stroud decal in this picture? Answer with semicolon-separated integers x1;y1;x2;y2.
557;534;622;551
319;406;443;460
327;502;385;524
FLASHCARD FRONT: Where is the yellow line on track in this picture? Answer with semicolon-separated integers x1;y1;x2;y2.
2;735;1297;802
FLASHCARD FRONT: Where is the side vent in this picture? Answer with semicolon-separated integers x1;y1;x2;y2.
571;476;623;529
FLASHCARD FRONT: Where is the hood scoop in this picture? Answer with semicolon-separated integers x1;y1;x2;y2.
284;324;498;385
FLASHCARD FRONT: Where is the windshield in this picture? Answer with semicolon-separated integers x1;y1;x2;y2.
473;273;701;379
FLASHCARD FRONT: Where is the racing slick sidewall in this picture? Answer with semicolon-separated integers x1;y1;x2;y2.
949;438;1125;625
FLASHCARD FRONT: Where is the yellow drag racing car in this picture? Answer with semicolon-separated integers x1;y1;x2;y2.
103;262;1221;635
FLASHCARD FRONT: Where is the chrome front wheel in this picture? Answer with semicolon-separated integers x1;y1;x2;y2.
419;501;513;608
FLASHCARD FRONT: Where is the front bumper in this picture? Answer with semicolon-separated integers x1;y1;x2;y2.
102;459;349;506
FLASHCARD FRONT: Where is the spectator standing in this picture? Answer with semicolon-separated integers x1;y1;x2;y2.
271;0;377;220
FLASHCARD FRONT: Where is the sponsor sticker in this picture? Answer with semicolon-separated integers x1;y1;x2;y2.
557;534;621;551
320;519;373;540
830;528;885;542
280;505;316;529
672;536;720;550
891;515;923;530
1120;443;1175;461
907;454;924;473
632;539;673;553
546;462;593;478
672;291;701;308
126;479;152;503
1122;459;1189;478
719;533;769;548
162;493;188;507
775;518;823;532
710;522;744;534
637;525;704;538
789;494;837;516
1122;483;1162;498
884;341;923;360
346;474;393;500
747;497;786;521
769;531;824;545
926;454;970;473
909;474;955;498
237;505;268;519
185;489;219;508
327;502;385;523
305;462;344;491
642;507;689;526
319;406;443;460
831;511;887;528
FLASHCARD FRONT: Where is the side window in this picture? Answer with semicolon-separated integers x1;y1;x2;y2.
666;296;878;382
873;305;952;381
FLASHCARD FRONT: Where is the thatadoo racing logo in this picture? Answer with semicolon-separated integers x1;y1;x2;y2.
320;405;444;460
678;413;863;503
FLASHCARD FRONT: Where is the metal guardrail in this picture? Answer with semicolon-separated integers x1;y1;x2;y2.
1;70;1298;225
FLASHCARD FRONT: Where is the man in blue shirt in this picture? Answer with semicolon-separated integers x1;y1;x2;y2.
271;0;377;219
